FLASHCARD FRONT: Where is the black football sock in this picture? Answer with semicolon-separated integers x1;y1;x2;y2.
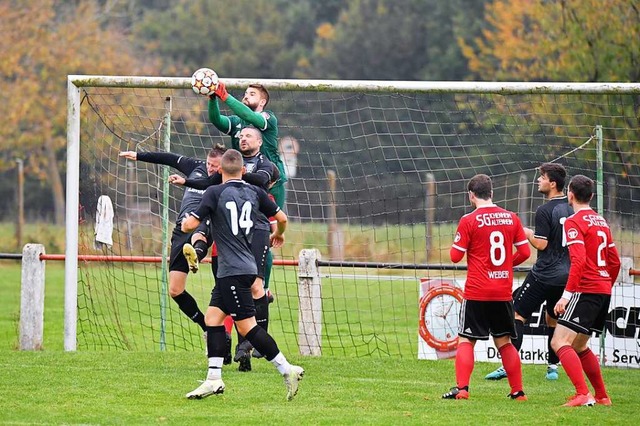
254;294;269;333
513;319;525;351
193;239;209;262
172;291;206;331
245;325;279;361
547;326;559;365
206;325;227;358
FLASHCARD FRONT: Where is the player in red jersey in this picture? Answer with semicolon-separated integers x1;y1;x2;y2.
551;175;621;407
442;174;531;401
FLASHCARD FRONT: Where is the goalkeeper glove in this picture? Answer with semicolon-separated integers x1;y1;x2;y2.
213;81;229;102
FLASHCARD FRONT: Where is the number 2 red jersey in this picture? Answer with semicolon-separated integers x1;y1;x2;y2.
564;207;621;295
451;205;529;301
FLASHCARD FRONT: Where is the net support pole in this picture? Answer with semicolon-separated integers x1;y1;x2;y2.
64;77;81;351
326;170;343;260
595;124;605;363
298;249;322;356
159;97;172;351
595;124;604;215
518;173;529;228
20;244;46;350
424;173;436;256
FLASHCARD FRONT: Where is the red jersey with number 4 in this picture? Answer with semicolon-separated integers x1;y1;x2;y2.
451;205;530;301
564;208;620;295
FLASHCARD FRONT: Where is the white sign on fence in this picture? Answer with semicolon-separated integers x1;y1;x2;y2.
418;277;640;368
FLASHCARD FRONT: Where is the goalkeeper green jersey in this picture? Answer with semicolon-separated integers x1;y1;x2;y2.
208;96;287;190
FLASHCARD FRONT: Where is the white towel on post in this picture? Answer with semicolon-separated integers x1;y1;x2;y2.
95;195;114;248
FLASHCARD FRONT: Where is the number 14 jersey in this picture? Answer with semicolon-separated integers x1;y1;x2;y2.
191;179;279;279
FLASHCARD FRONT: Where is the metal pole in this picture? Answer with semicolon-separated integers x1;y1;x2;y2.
159;97;172;351
326;170;341;260
424;173;436;256
518;174;529;228
595;125;604;215
595;124;605;364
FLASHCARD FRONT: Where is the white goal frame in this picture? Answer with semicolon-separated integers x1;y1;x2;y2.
65;76;640;351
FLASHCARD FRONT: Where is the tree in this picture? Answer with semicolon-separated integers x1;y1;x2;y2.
133;0;300;78
460;0;640;185
462;0;640;82
300;0;489;81
420;0;491;81
304;0;432;80
0;0;156;224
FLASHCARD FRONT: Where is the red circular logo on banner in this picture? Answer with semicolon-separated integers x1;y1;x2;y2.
419;280;464;352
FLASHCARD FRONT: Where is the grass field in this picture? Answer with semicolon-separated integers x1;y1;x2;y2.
2;260;639;424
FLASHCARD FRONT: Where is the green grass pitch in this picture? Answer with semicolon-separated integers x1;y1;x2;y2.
1;261;638;425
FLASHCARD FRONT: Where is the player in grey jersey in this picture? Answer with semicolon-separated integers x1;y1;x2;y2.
119;146;225;339
486;162;573;381
181;149;304;401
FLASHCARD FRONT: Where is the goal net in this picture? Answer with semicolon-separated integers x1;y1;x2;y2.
66;77;640;365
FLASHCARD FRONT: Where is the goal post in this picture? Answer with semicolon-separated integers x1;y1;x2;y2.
65;76;640;363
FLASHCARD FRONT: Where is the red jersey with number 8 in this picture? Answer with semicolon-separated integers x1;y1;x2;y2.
564;208;620;294
452;205;529;301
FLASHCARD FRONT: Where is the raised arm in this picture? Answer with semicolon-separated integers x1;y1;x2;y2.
208;96;233;134
121;151;201;176
213;82;269;130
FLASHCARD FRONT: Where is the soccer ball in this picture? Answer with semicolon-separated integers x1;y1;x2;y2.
191;68;218;96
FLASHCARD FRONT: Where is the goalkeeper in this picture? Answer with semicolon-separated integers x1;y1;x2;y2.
207;81;287;209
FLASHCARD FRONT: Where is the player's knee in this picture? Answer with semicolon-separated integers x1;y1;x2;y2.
168;279;187;298
550;334;567;352
251;278;265;298
191;232;206;244
168;286;183;298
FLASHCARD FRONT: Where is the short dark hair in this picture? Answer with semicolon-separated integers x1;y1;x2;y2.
221;149;243;175
249;84;269;106
208;143;227;158
241;126;262;140
568;174;594;203
539;162;567;191
468;174;492;200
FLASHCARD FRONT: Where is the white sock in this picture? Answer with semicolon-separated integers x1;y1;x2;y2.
207;357;224;380
270;352;292;375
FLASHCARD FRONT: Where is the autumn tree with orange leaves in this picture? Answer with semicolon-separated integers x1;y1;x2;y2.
462;0;640;82
460;0;640;184
0;1;156;224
